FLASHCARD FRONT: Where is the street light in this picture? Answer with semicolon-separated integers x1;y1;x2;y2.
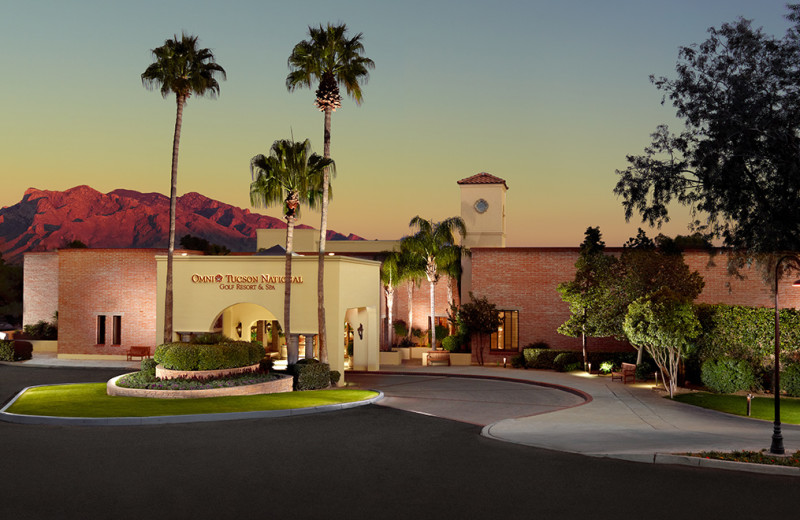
770;255;800;455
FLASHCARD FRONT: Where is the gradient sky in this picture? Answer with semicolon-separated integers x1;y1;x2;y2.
0;0;794;246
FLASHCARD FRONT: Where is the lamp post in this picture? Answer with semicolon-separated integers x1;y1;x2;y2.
770;255;800;455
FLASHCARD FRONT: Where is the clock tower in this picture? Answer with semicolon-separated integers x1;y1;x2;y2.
458;172;507;248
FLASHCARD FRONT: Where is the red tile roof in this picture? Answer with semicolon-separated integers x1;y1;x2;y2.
457;172;508;189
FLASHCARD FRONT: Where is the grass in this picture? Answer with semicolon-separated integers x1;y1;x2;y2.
673;392;800;424
4;383;378;418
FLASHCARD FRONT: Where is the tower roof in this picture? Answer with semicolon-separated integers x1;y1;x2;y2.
457;172;508;189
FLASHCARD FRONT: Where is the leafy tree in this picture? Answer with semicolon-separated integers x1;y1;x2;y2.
614;7;800;278
605;230;705;359
458;293;501;366
557;227;617;370
402;216;467;349
180;234;230;255
249;139;333;364
142;33;226;343
287;23;374;363
623;288;701;398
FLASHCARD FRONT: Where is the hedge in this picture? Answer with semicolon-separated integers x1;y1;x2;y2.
154;341;264;371
695;304;800;366
0;341;13;362
784;363;800;398
701;358;759;394
289;359;331;390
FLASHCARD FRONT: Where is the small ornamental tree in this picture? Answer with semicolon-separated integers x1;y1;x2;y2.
459;293;501;366
557;227;617;369
623;288;701;398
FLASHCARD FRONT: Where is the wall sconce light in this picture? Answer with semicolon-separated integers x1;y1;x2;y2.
236;322;243;338
357;323;364;340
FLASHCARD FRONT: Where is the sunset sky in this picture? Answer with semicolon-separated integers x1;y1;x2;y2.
0;1;794;246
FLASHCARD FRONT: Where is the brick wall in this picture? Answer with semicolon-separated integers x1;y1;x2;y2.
57;249;158;356
23;252;59;326
469;248;800;362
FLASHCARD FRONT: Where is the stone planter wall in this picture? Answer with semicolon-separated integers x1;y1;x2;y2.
155;363;260;381
379;351;402;366
449;353;472;366
107;373;293;399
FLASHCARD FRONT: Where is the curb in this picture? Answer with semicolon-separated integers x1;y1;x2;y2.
0;383;384;426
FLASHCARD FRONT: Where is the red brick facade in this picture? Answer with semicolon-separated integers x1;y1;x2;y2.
54;249;158;356
23;253;60;326
467;247;800;363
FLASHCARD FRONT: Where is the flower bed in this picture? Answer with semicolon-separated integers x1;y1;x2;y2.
107;372;293;399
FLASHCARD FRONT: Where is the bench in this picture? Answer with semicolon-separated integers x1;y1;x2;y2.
611;362;636;384
126;346;152;361
426;350;451;366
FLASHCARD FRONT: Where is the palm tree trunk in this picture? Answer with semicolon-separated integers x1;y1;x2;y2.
407;282;414;340
317;106;332;363
163;94;185;344
285;195;297;365
429;279;436;349
386;286;394;347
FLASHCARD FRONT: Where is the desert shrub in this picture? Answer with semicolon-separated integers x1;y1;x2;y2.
783;363;800;397
441;335;459;352
23;320;57;340
329;370;341;386
289;360;330;390
599;361;614;374
701;358;758;394
510;353;526;369
0;340;14;361
553;351;582;372
523;348;560;369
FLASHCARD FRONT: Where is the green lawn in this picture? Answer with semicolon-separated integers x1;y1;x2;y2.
4;383;378;418
674;392;800;424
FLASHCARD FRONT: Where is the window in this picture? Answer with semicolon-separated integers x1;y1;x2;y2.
96;315;106;345
490;310;518;351
112;315;122;345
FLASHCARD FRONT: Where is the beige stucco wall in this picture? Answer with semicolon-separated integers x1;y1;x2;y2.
156;254;381;376
256;228;399;254
459;183;506;248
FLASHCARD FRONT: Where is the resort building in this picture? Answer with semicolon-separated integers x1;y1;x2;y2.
23;173;800;372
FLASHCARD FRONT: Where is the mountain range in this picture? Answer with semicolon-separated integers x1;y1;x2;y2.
0;186;361;263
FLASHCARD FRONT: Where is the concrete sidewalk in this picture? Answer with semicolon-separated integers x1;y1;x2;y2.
355;364;800;474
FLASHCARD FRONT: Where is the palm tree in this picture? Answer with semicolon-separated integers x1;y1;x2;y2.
403;216;467;350
141;33;226;343
380;247;420;347
286;23;374;363
250;139;333;364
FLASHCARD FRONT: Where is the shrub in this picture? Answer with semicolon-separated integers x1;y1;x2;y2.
393;320;408;338
289;360;331;390
441;335;459;352
259;357;274;372
0;340;14;362
510;353;526;369
154;341;264;371
23;320;57;340
701;358;758;394
635;359;657;382
523;348;559;369
783;363;800;397
553;352;582;372
141;358;158;375
397;337;414;348
191;332;225;345
598;361;614;374
329;370;341;386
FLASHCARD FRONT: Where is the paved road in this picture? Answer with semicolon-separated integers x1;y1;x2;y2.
1;364;799;520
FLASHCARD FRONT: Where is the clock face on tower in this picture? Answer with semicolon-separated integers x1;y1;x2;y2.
474;198;489;214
